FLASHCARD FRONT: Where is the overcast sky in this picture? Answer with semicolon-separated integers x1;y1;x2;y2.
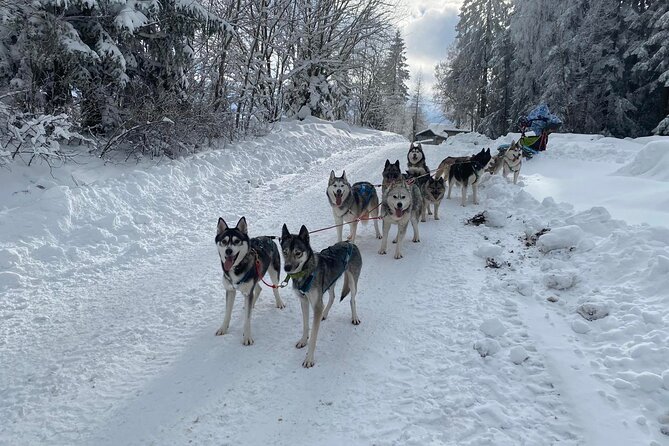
398;0;462;124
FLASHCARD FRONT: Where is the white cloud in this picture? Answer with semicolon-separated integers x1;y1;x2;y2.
399;2;461;123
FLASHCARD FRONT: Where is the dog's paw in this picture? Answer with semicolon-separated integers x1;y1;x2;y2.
376;234;383;239
394;252;403;259
412;237;420;243
435;216;440;220
392;238;397;244
215;327;227;336
378;249;387;255
276;301;286;309
302;357;315;368
296;338;308;349
352;317;361;325
421;217;427;222
242;336;254;346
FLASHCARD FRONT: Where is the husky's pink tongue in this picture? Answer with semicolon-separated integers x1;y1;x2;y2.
224;256;235;272
395;208;403;218
335;195;342;206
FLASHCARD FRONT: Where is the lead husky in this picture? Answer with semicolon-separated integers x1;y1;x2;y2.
215;217;285;345
327;170;382;242
421;176;446;221
407;142;430;180
379;179;423;259
281;225;363;368
447;148;492;207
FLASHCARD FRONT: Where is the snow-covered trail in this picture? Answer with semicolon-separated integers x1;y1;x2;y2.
83;142;580;445
4;124;668;445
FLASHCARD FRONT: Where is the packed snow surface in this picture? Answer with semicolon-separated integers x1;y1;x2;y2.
1;120;669;445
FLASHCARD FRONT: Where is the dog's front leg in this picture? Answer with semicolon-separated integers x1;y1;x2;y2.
447;180;453;199
303;295;324;368
421;199;428;222
242;286;255;345
410;215;420;243
394;222;408;259
434;200;441;220
472;184;479;205
334;213;344;242
378;220;391;255
216;288;236;336
461;184;467;207
348;220;358;242
513;170;519;185
296;294;309;348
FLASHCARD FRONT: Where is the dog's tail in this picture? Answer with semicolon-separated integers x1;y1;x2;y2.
340;272;351;301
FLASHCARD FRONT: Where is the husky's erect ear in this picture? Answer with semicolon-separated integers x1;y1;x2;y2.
282;223;290;240
394;160;400;168
342;170;347;182
217;218;228;234
330;170;335;181
298;225;310;243
385;159;390;168
437;177;445;185
236;216;248;235
486;148;491;154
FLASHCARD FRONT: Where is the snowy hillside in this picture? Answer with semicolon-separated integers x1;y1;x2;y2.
1;120;669;445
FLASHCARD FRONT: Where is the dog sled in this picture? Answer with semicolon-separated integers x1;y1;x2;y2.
498;104;562;159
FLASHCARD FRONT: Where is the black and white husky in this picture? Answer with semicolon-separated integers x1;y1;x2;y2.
407;141;430;180
379;179;423;259
281;224;363;368
326;170;382;242
215;217;285;345
447;148;491;207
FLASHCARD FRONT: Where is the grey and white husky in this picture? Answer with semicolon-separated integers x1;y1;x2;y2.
379;179;423;259
326;170;382;242
421;176;446;221
215;217;285;345
493;140;522;184
280;224;363;368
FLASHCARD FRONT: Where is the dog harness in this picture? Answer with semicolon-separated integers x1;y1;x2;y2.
356;183;375;210
293;243;354;295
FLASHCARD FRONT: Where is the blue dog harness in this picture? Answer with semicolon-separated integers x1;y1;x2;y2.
295;242;354;295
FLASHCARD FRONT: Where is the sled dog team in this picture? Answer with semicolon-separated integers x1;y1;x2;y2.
215;140;524;367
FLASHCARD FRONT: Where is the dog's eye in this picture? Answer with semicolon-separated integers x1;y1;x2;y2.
232;239;241;245
392;195;397;199
295;251;302;257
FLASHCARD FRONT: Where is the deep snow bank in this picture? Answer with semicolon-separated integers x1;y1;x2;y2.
614;140;669;181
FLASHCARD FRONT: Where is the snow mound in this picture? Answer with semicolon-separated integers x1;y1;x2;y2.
474;243;503;258
479;318;506;337
614;140;669;181
474;338;501;357
536;225;584;252
509;346;529;364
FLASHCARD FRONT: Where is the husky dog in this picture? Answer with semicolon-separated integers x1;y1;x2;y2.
502;141;523;184
421;176;446;221
488;141;522;184
215;217;285;345
326;170;382;242
447;148;492;207
280;225;363;368
379;179;423;259
407;142;430;180
435;155;470;182
382;159;404;193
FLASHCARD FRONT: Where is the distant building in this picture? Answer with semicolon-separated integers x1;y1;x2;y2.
414;124;469;145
